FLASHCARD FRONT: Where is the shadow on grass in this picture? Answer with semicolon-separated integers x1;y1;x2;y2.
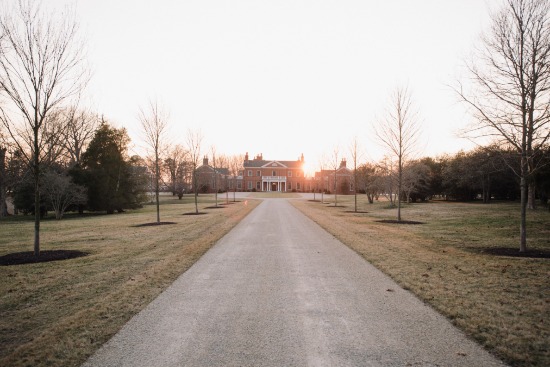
132;222;177;228
204;206;226;209
0;250;89;266
469;247;550;259
183;212;207;216
376;219;425;225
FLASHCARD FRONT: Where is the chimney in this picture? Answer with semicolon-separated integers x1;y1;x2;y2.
203;156;208;166
340;158;347;168
245;152;249;161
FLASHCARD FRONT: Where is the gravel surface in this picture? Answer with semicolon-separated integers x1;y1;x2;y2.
83;199;507;367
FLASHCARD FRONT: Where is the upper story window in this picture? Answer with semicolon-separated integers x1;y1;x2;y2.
257;170;261;176
247;170;252;177
272;170;277;176
288;171;292;177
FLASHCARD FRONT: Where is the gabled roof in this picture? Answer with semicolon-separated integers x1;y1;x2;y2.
243;159;303;169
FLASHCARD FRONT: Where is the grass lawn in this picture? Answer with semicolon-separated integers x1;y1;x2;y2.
0;194;259;367
291;195;549;367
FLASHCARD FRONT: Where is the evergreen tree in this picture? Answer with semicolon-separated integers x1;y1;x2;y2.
75;123;144;213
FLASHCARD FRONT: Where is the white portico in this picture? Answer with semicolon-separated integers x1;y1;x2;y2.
262;176;287;192
242;153;306;192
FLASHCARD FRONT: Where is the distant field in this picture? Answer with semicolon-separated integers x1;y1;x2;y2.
292;195;550;367
0;194;259;367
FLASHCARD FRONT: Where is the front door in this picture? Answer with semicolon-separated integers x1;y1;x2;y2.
271;182;277;191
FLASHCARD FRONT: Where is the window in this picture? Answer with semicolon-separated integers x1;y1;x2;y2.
288;171;292;177
237;181;242;189
247;182;252;190
247;170;252;177
288;182;292;190
257;170;261;176
272;170;276;176
256;181;261;190
297;183;301;190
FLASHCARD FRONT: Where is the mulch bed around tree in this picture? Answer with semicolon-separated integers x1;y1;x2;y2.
0;250;89;266
132;222;177;228
376;219;425;225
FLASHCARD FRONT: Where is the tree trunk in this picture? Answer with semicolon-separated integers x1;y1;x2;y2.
519;156;528;252
0;148;7;217
33;136;40;257
193;170;199;214
528;182;536;210
397;158;402;222
155;153;160;223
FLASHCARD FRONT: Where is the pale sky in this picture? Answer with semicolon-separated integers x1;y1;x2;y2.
48;0;500;173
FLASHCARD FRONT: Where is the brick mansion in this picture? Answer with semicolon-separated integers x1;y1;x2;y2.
197;152;354;194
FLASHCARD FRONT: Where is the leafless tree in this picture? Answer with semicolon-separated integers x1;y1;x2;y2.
61;106;98;165
138;99;169;223
216;153;230;204
210;146;219;207
375;86;422;221
42;170;86;219
357;162;382;204
164;144;188;198
317;154;329;204
378;156;396;205
349;137;363;212
454;0;550;252
0;0;89;256
330;146;340;207
401;160;430;203
186;129;203;214
228;154;243;202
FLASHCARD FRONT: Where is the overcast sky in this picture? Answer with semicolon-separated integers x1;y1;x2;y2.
48;0;501;173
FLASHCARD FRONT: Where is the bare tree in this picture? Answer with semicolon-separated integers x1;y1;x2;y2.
138;99;169;223
186;129;203;214
375;86;422;222
210;146;219;207
164;144;187;198
42;170;86;219
0;0;88;256
217;153;230;204
317;154;329;204
61;107;98;165
330;147;340;207
349;137;363;212
228;154;243;202
455;0;550;252
378;155;397;206
401;160;430;203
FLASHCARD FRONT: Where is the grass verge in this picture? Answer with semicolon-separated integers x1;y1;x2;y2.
0;194;259;367
291;196;549;367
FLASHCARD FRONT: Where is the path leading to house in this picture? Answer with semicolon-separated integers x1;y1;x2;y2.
83;198;506;367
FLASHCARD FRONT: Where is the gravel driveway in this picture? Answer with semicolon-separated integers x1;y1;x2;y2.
83;198;507;367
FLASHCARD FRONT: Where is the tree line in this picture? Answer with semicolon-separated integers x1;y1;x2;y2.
356;145;550;206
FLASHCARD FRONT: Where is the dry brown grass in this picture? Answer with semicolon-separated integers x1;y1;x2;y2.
291;196;549;367
0;195;259;367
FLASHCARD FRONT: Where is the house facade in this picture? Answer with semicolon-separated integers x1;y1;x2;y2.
241;153;306;192
196;157;230;193
314;159;355;195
